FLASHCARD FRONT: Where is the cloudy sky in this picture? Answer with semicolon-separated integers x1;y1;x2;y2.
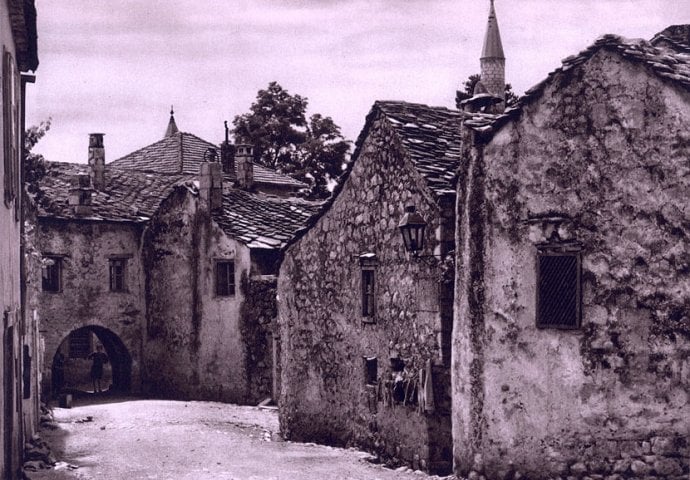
26;0;688;164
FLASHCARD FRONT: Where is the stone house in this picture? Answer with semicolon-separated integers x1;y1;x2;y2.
33;118;320;405
0;0;39;477
453;26;690;480
277;0;690;476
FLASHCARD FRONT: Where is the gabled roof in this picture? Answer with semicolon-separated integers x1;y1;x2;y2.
35;161;191;222
109;131;305;189
373;101;466;197
522;33;690;105
35;161;323;249
212;190;323;249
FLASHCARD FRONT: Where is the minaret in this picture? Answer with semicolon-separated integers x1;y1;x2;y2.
164;106;179;138
480;0;505;111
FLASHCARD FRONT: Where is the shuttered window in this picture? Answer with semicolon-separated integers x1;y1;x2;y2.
3;48;19;207
537;253;581;329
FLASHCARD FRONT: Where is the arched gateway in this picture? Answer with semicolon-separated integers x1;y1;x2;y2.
48;325;133;395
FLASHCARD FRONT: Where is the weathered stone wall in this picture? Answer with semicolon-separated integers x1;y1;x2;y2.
278;114;453;473
143;187;271;404
240;274;277;403
454;48;690;479
35;219;145;394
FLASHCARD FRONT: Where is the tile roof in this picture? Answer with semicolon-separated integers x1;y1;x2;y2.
373;101;466;197
35;161;322;249
651;25;690;53
35;161;191;222
212;189;323;249
522;34;690;103
109;131;305;189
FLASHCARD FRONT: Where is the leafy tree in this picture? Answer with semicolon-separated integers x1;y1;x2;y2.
455;74;519;109
232;82;351;199
24;118;51;194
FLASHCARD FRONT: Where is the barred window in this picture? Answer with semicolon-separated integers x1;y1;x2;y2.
537;252;581;329
68;330;92;359
362;270;375;318
216;260;235;296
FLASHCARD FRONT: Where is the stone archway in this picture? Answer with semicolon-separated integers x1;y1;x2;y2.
52;325;132;393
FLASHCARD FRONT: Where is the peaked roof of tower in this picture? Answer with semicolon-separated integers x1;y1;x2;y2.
109;131;305;189
481;0;505;60
164;109;179;137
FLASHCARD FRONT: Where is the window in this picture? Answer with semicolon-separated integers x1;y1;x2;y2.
3;48;18;207
68;330;92;359
362;270;375;318
109;258;127;292
359;253;378;321
537;251;581;329
42;256;62;292
364;357;378;386
216;260;235;296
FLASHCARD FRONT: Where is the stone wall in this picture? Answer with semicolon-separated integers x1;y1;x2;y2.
142;186;272;404
453;48;690;479
240;274;277;403
278;114;453;473
35;219;145;395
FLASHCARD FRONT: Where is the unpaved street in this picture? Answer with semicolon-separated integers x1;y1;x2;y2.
31;398;447;480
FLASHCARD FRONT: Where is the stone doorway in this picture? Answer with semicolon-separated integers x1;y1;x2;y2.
52;326;132;395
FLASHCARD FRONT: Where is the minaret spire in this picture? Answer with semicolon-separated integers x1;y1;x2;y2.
164;105;179;138
479;0;506;111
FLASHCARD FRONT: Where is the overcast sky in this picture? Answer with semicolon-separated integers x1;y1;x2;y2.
26;0;688;164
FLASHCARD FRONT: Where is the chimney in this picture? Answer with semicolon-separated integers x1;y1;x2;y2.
234;138;254;190
220;121;236;179
88;133;106;190
68;174;93;216
199;148;223;211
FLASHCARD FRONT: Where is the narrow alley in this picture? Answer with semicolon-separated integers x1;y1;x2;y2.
28;398;451;480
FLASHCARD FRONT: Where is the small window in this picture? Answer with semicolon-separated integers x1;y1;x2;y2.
216;260;235;296
537;252;581;329
362;270;375;318
68;330;92;359
42;256;62;293
364;357;378;386
109;258;127;292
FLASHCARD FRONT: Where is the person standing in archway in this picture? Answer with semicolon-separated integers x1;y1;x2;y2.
52;351;65;397
88;345;109;393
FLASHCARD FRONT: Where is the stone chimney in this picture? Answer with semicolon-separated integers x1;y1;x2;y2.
479;0;505;112
199;148;223;211
234;138;254;190
68;174;93;216
220;121;236;179
88;133;106;190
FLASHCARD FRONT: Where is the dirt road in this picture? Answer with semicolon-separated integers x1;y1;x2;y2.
29;398;451;480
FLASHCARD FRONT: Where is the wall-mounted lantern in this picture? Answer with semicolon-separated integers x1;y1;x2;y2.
204;147;218;163
398;205;427;256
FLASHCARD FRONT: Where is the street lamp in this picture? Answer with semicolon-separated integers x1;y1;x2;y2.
398;205;427;256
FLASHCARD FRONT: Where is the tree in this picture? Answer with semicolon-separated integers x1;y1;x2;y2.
455;74;519;109
24;118;51;195
232;82;351;199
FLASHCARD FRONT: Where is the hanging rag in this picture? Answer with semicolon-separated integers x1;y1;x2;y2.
424;359;435;413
